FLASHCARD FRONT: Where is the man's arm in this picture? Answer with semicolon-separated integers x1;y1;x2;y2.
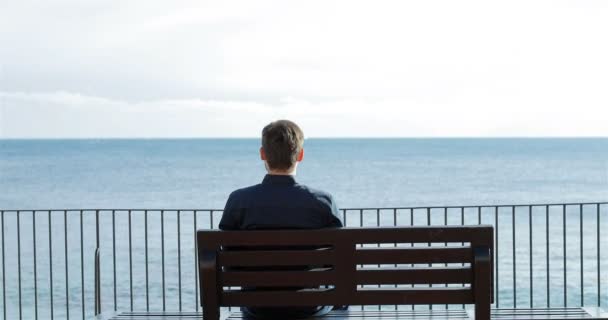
326;194;343;228
219;191;242;230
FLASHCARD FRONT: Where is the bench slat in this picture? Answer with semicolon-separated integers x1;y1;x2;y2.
354;287;472;305
199;226;493;247
220;287;472;306
218;249;334;266
356;247;473;264
344;227;493;245
221;288;336;306
200;229;337;246
356;266;472;284
221;269;336;286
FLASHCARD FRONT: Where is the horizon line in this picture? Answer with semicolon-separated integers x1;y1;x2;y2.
1;136;607;140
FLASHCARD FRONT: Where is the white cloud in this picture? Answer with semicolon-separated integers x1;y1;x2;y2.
1;1;607;137
1;90;606;138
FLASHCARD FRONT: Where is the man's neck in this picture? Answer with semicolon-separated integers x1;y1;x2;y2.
267;169;296;176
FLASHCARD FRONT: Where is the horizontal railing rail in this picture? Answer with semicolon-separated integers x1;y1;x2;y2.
0;202;606;319
3;201;608;212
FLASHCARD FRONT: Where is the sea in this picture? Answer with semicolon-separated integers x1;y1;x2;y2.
0;138;607;319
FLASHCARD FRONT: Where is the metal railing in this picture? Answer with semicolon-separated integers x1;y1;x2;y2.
0;202;606;319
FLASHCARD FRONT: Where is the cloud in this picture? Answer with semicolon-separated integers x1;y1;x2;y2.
1;90;607;138
1;1;607;137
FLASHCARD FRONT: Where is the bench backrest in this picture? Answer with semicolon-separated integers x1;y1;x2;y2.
198;226;493;320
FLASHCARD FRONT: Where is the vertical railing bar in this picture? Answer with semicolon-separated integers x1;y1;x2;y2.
563;204;567;307
214;217;222;320
597;204;600;308
161;210;165;311
194;210;199;311
95;210;99;248
211;210;220;311
64;210;70;320
546;205;550;308
94;210;99;317
495;206;499;308
177;210;182;311
209;210;216;311
49;210;54;320
359;209;363;230
1;211;5;320
580;204;584;307
17;211;22;320
33;211;38;320
342;209;346;226
79;211;84;320
512;206;516;308
145;210;149;311
393;209;397;227
359;208;363;228
128;210;133;311
112;210;116;311
94;248;100;316
210;210;214;230
529;205;533;308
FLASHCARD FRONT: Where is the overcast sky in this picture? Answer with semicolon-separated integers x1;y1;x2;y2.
1;0;607;138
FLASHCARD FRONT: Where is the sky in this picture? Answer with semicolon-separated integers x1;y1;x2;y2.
1;0;607;138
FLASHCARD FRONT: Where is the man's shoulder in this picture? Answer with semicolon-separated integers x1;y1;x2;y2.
227;184;263;201
295;183;341;226
226;180;337;212
294;183;335;206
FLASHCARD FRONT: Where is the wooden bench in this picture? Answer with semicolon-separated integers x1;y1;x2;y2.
97;225;608;320
199;226;493;320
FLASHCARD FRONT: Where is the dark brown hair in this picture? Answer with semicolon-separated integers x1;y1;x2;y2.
262;120;304;170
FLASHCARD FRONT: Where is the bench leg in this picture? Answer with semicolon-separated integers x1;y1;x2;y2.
203;307;220;320
473;247;491;320
200;248;220;320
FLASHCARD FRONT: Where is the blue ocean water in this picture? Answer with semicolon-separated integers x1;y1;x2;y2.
0;138;607;319
1;138;607;209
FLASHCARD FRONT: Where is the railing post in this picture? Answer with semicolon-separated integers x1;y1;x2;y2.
95;247;101;316
95;209;101;316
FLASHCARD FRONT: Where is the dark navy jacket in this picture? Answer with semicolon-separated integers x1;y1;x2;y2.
219;174;343;230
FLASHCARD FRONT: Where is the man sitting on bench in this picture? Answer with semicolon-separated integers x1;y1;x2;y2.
220;120;342;318
219;119;343;319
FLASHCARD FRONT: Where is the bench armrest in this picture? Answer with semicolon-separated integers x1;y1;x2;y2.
200;248;220;320
473;246;491;320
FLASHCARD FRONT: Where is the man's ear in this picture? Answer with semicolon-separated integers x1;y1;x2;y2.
297;148;304;162
260;147;266;160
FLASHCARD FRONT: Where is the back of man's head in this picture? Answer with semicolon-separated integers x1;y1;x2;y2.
262;120;304;171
